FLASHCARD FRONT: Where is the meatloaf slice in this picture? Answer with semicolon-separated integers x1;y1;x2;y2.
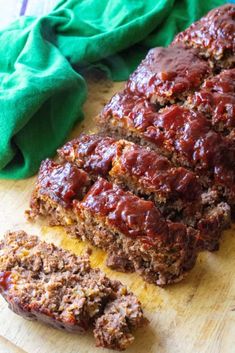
126;45;211;105
0;231;147;350
58;134;118;179
173;4;235;69
98;92;235;208
58;134;202;207
186;69;235;134
28;159;200;286
58;134;230;252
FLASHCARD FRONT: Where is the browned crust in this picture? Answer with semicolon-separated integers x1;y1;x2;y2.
126;45;211;104
186;69;235;134
173;4;235;68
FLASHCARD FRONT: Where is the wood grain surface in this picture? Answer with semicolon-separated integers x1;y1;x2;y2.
0;78;234;353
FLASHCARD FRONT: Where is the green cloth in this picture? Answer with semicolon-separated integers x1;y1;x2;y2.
0;0;227;179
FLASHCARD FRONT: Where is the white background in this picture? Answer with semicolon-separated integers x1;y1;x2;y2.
0;0;58;29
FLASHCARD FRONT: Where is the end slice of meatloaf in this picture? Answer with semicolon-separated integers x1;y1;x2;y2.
58;134;118;179
97;91;235;208
126;45;211;105
0;230;147;351
186;69;235;134
173;4;235;69
58;134;231;251
27;159;200;286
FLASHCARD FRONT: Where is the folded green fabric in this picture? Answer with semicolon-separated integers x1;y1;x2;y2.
0;0;226;179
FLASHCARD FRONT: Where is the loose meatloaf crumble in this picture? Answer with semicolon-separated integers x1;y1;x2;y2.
186;69;235;134
27;159;200;286
0;231;147;351
126;45;211;104
98;92;235;208
58;134;230;251
173;4;235;69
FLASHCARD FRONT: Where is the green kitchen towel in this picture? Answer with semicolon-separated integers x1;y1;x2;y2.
0;0;227;179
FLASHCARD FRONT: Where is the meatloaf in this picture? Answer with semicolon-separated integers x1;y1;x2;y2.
186;69;235;134
27;159;200;286
173;4;235;69
126;45;211;105
97;91;235;208
0;231;147;350
58;134;230;251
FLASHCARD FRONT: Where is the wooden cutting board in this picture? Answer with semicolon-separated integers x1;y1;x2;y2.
0;78;234;353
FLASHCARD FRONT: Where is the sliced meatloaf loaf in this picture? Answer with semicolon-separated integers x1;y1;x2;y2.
173;4;235;69
97;91;235;208
58;134;230;251
126;45;211;105
0;230;147;351
186;69;235;134
27;159;200;286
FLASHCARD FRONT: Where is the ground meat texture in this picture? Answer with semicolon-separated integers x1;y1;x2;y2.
98;93;235;207
94;295;144;350
126;45;211;104
0;231;146;350
28;160;200;285
173;4;235;69
186;69;235;134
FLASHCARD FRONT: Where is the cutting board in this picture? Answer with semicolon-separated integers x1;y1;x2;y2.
0;78;234;353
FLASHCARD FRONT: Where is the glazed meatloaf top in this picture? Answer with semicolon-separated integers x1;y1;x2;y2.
31;158;199;250
58;134;117;178
35;159;91;208
28;158;200;285
58;134;202;204
99;92;235;205
99;90;158;132
126;45;211;103
100;91;235;170
187;69;235;132
173;4;235;63
0;231;146;350
76;177;197;249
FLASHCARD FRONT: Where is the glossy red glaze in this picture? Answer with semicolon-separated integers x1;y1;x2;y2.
59;134;202;203
117;142;202;201
58;135;117;177
0;271;12;291
145;105;232;170
127;45;211;101
104;94;230;169
190;69;235;130
101;92;235;202
101;91;157;132
174;4;235;59
80;178;188;246
38;159;90;207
